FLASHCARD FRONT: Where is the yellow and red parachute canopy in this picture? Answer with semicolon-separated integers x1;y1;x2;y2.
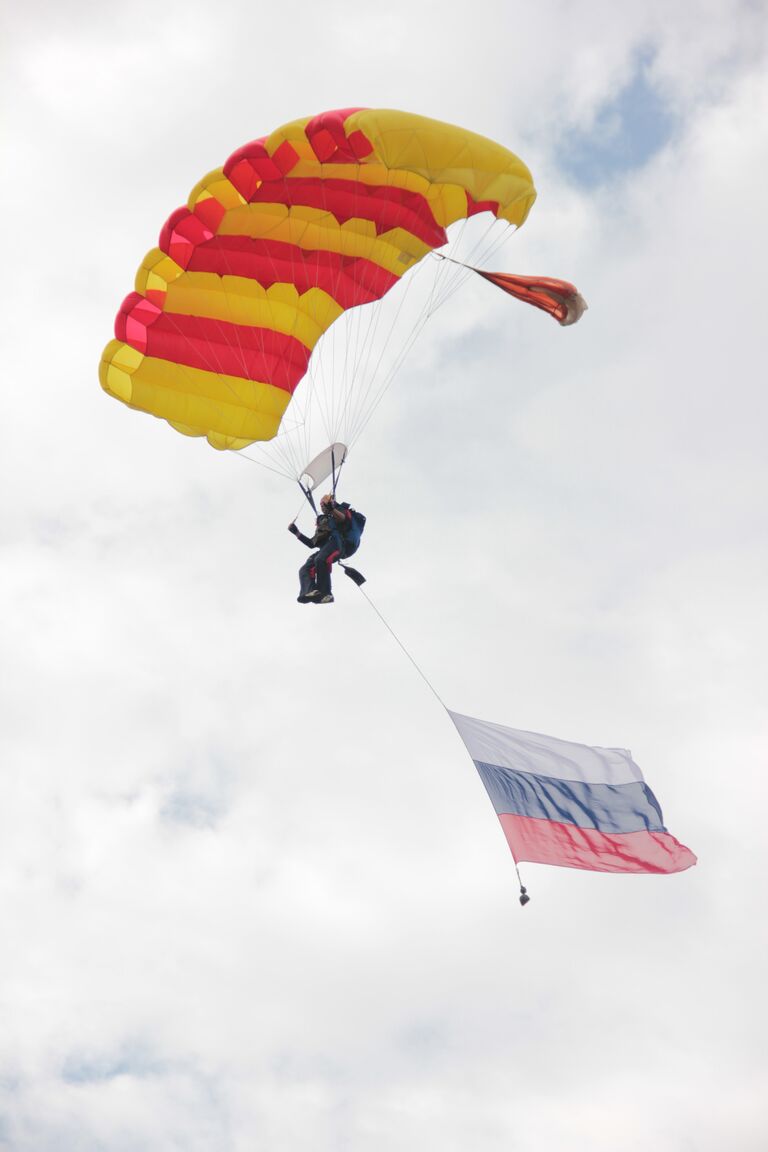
99;108;537;451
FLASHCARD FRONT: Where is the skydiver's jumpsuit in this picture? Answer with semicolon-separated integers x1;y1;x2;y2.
293;516;339;599
294;504;361;599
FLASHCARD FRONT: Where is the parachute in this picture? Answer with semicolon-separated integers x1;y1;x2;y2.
100;107;583;484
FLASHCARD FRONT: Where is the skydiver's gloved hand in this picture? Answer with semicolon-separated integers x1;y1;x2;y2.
288;522;299;535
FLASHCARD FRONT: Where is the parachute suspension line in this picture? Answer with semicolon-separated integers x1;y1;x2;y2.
321;176;344;447
285;268;318;483
430;250;482;312
337;299;359;446
340;171;432;446
346;218;511;452
227;397;316;481
229;448;296;481
336;161;367;450
259;192;512;477
329;444;347;498
347;243;456;450
346;306;430;448
460;219;512;282
460;217;513;272
309;160;408;455
330;281;368;447
295;226;321;481
297;186;341;459
306;233;416;456
275;190;366;484
291;495;308;524
230;203;510;483
342;274;385;445
263;174;302;481
341;259;423;448
338;162;399;447
316;183;353;454
429;220;514;314
284;173;312;480
443;219;510;290
227;215;513;479
346;250;462;450
422;214;474;315
350;265;410;431
315;167;470;454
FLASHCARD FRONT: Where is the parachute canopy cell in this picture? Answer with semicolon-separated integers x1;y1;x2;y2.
99;108;536;450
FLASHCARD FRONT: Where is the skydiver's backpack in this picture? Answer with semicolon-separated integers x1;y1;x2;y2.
342;508;366;557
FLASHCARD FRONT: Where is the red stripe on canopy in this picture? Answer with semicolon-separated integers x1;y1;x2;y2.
244;178;445;247
305;108;372;162
117;304;310;391
186;237;400;308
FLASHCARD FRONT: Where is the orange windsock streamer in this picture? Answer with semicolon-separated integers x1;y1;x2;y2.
474;270;588;326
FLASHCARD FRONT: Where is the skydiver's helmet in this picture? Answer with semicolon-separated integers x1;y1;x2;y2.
320;493;334;510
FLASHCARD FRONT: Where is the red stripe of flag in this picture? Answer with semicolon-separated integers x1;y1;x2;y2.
498;813;697;875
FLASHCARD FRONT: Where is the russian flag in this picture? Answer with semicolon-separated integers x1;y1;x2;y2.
449;711;696;874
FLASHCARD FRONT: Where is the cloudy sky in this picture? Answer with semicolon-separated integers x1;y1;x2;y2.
2;1;767;1148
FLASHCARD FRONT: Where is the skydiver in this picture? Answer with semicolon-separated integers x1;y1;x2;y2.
288;493;365;604
288;511;333;603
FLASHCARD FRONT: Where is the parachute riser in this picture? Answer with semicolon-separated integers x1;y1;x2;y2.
298;481;318;515
330;445;347;499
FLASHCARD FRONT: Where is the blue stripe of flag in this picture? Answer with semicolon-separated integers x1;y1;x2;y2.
474;760;667;835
